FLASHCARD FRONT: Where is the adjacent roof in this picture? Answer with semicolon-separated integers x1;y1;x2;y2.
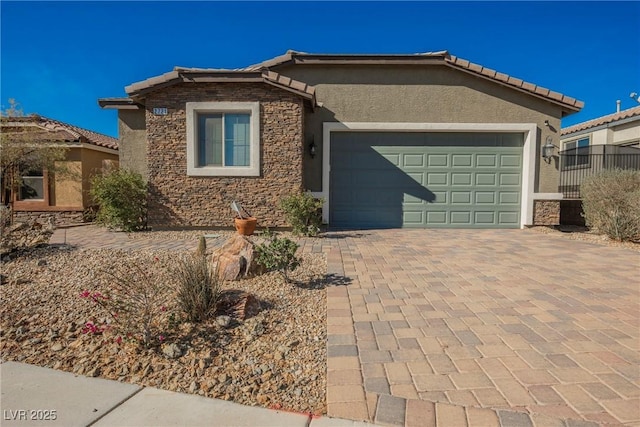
102;49;583;115
1;115;118;151
561;106;640;136
122;68;316;106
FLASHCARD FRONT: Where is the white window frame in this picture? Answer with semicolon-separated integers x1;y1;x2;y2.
186;102;260;176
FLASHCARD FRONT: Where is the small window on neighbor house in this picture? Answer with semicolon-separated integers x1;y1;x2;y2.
563;137;590;169
186;102;260;176
19;168;44;200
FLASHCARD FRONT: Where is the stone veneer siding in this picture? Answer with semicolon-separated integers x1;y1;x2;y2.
13;211;85;226
145;83;304;228
532;200;560;226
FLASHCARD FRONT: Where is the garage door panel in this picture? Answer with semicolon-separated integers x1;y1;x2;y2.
427;173;448;185
451;211;472;224
498;212;519;224
475;212;496;224
500;155;522;167
475;192;496;204
500;173;520;186
330;132;522;228
403;211;424;224
404;154;425;167
476;173;497;186
452;154;472;167
476;155;497;167
499;192;520;204
451;173;472;186
451;191;471;204
427;154;448;167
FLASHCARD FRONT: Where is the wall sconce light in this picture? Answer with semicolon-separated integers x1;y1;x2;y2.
542;136;556;163
308;138;317;159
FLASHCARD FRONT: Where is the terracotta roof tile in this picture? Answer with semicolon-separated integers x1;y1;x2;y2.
111;50;583;114
1;115;118;150
561;105;640;136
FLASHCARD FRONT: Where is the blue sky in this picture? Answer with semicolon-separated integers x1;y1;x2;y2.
1;1;639;137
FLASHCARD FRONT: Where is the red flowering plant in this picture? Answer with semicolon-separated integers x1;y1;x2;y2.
80;254;171;348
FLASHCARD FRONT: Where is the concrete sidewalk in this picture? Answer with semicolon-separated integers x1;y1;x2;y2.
0;362;377;427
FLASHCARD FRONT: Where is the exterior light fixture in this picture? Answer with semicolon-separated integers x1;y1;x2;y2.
308;138;317;158
542;136;556;163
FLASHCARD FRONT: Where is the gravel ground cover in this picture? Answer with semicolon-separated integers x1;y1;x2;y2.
528;225;640;251
0;243;328;415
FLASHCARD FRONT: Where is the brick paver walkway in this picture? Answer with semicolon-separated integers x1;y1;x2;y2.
322;229;639;427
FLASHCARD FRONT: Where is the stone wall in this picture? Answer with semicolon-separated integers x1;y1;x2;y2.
145;83;304;228
532;200;560;226
13;210;84;227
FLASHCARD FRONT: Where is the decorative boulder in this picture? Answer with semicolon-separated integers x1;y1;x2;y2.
216;290;261;320
211;234;263;281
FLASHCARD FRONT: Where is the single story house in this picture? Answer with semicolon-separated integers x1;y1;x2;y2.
99;50;583;229
1;115;119;225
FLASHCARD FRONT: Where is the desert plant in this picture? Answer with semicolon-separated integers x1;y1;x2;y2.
255;234;301;283
581;169;640;242
195;235;207;257
81;257;168;347
174;255;221;322
280;192;323;237
90;169;147;232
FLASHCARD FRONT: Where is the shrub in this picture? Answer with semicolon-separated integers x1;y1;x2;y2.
81;257;168;347
255;234;301;283
581;169;640;242
90;169;147;232
174;255;221;322
280;192;323;237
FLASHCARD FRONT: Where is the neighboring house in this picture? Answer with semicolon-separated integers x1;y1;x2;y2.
99;50;583;229
1;115;119;225
559;106;640;199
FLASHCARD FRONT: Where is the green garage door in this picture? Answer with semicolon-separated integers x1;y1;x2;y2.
330;132;523;229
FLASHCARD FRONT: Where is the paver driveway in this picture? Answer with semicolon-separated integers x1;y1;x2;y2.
321;229;639;427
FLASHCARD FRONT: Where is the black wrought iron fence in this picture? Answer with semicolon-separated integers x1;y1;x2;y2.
559;146;640;198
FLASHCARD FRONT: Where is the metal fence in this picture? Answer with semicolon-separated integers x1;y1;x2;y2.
559;146;640;198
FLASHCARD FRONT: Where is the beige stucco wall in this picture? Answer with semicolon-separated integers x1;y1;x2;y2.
81;148;119;207
276;64;564;193
118;109;148;179
612;121;640;145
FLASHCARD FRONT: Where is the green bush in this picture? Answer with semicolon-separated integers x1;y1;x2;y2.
255;234;301;283
90;169;147;232
581;169;640;242
280;192;323;237
174;255;221;322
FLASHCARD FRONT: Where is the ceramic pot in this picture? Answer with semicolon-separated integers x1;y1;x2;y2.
234;217;257;236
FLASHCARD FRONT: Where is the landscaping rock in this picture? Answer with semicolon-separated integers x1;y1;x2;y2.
162;343;183;359
211;235;262;281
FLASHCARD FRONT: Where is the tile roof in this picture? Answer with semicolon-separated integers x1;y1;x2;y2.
561;106;640;136
111;50;583;115
125;68;316;105
1;115;118;150
244;50;583;113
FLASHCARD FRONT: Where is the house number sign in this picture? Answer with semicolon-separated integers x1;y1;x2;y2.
152;107;168;115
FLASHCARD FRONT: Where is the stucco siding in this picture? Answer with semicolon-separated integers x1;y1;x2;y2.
276;64;562;194
81;149;119;207
118;109;148;179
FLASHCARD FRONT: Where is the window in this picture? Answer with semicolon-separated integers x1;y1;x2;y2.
186;102;260;176
562;137;590;169
19;168;45;200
